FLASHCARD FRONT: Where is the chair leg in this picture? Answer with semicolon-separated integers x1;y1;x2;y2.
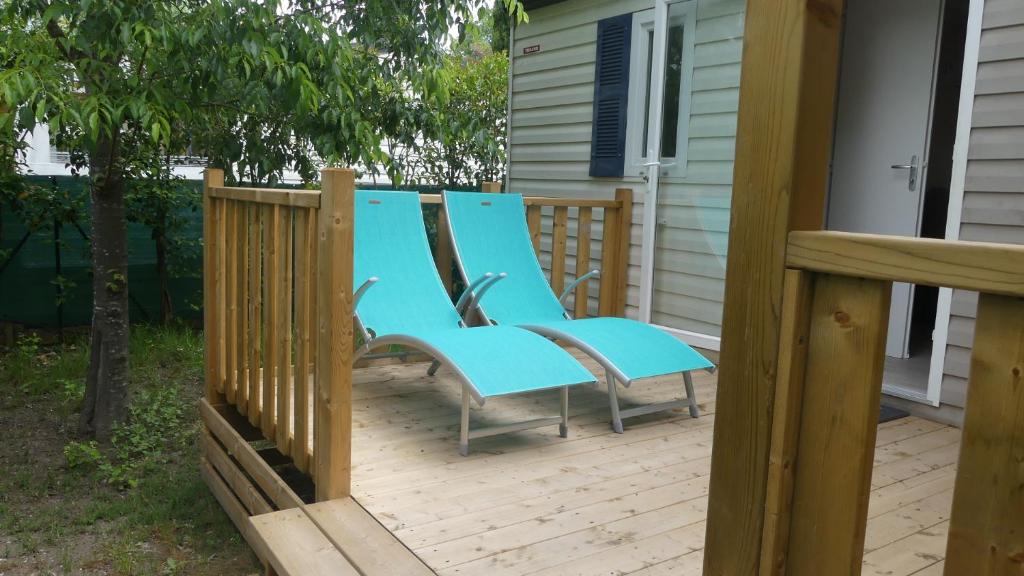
459;384;471;456
606;372;624;434
559;386;569;438
684;371;699;418
427;359;441;376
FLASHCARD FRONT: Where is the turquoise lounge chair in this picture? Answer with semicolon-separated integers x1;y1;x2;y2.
353;190;596;455
443;191;715;433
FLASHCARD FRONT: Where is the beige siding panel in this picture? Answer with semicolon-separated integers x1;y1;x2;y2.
687;137;737;161
511;143;591;163
947;316;976;349
981;0;1024;30
514;44;594;75
693;12;746;44
950;290;979;319
688;112;739;138
974;58;1024;94
960;192;1024;226
512;104;592;128
512;22;596;55
941;374;968;409
963;159;1024;192
513;123;593;145
691;63;742;91
513;63;594;94
979;24;1024;63
970;93;1024;127
694;38;744;68
515;0;651;39
697;0;746;20
944;344;972;381
515;84;593;110
959;221;1024;243
967;126;1024;159
690;87;741;115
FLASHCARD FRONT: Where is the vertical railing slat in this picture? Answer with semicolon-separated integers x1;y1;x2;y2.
293;207;313;473
944;293;1024;575
783;274;890;574
550;206;568;297
612;188;633;317
236;201;249;416
526;205;542;256
598;205;620;317
435;208;453;296
224;200;238;404
248;205;262;426
276;208;294;456
262;204;278;441
574;207;593;319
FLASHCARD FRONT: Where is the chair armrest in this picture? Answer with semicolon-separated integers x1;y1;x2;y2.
354;277;379;309
465;272;507;323
558;269;600;306
455;272;495;315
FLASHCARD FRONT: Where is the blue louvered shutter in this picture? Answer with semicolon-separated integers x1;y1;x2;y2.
589;14;632;178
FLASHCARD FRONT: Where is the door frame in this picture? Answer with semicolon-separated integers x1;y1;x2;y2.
924;0;984;407
636;0;713;348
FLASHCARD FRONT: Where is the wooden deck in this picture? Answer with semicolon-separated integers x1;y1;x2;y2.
346;352;958;575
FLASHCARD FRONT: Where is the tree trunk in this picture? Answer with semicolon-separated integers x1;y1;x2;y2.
79;133;130;441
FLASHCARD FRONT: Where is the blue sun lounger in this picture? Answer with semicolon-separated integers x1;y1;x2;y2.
443;191;715;433
353;190;596;455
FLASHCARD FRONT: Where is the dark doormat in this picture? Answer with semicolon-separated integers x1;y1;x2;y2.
879;404;910;423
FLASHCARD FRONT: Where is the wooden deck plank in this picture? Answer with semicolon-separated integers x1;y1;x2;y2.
248;509;359;576
304;498;434;576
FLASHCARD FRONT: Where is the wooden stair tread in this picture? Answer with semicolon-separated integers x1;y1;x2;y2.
305;498;434;576
249;508;359;576
248;497;432;576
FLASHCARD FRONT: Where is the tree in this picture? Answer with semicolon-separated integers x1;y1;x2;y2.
0;0;527;441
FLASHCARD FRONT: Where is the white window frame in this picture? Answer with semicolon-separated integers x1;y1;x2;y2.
623;4;697;180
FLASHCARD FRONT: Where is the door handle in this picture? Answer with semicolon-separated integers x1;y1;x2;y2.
890;155;918;191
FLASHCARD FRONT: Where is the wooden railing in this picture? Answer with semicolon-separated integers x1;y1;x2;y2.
203;168;354;501
202;169;632;504
756;230;1024;575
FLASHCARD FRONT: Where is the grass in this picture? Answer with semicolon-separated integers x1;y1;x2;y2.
0;324;259;575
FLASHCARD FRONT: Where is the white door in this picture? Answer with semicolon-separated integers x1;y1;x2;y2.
827;0;944;359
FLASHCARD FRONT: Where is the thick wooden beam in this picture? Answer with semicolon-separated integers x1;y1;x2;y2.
703;0;845;573
945;294;1024;574
315;168;355;501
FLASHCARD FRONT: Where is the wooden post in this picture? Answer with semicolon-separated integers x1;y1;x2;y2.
203;169;225;405
945;294;1024;574
481;181;502;193
703;0;845;573
612;188;632;317
315;168;355;501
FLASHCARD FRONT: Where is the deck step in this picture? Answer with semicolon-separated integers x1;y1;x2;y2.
248;497;433;576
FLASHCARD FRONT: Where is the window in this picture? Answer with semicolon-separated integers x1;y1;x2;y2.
624;4;696;179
